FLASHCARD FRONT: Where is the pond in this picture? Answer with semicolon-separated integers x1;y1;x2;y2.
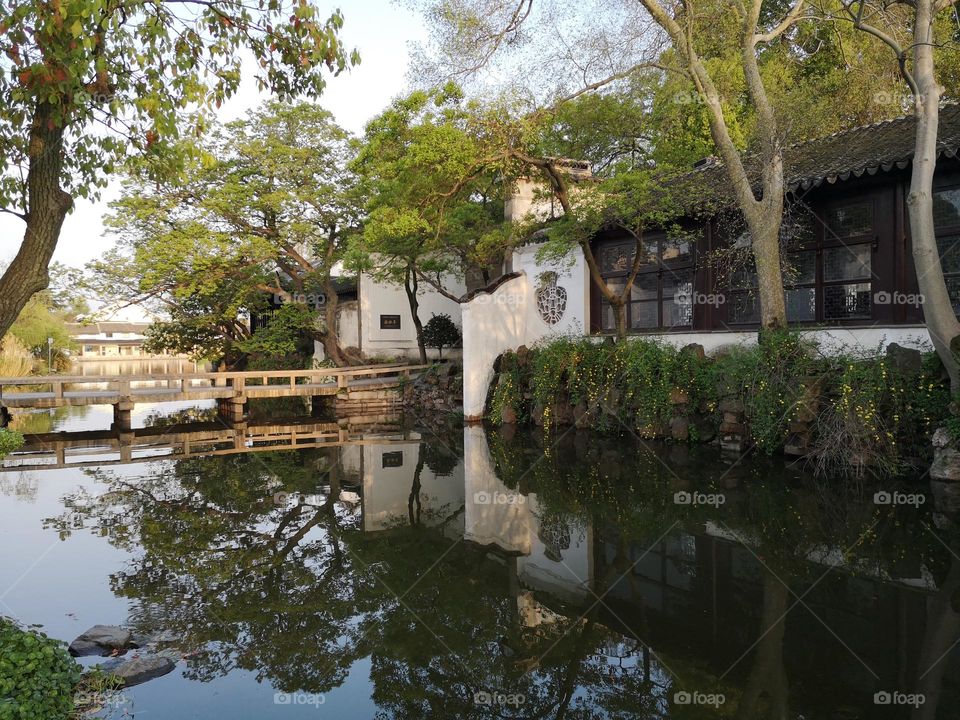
0;399;957;719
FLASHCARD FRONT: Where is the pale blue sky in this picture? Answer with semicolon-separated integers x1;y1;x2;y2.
0;0;427;300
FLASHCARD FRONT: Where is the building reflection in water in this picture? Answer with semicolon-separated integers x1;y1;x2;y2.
16;418;960;719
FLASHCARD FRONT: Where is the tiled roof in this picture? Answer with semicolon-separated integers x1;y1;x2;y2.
680;103;960;203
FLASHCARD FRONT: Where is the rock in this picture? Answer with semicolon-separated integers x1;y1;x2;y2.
931;447;960;482
573;400;592;429
110;655;176;687
69;625;133;657
886;342;923;376
719;420;745;435
933;427;952;449
719;398;744;414
793;403;817;423
931;480;960;514
553;401;575;426
499;405;517;425
680;343;706;361
670;416;689;441
669;388;688;405
693;417;716;443
516;345;531;367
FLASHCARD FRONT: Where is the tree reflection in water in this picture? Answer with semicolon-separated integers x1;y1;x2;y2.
41;425;960;719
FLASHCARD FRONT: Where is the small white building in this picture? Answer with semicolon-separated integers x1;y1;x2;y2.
316;268;466;362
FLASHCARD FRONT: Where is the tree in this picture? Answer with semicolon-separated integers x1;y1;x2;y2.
422;313;461;359
839;0;960;390
350;84;512;363
90;101;361;367
0;0;357;342
412;0;925;332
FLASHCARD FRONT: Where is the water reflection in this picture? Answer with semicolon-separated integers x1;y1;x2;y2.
2;420;958;718
70;358;207;377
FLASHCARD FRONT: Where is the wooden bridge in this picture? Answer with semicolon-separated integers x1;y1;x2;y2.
0;415;415;472
0;364;429;430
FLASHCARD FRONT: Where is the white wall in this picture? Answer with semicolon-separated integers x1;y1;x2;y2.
462;426;592;601
462;244;588;419
359;271;465;360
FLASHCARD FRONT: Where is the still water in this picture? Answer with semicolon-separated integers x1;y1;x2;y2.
0;397;958;719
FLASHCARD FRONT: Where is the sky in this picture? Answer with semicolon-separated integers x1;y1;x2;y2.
0;0;428;316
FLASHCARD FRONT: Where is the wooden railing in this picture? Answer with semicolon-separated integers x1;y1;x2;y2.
0;363;431;407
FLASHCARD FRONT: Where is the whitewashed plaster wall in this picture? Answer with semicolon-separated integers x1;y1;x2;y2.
358;270;465;360
461;244;588;419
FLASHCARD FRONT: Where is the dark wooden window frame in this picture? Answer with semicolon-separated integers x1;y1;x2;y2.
595;231;697;333
932;180;960;316
716;187;896;329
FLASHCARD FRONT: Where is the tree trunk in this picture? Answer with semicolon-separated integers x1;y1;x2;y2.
907;0;960;392
745;201;788;331
912;548;960;720
404;263;428;364
320;273;350;366
636;0;788;330
0;103;72;338
736;572;790;720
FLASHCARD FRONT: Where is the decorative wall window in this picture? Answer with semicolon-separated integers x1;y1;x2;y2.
934;186;960;314
536;272;567;325
597;233;695;332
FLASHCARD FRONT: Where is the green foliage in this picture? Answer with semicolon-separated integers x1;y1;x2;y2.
0;618;81;720
349;84;511;290
93;101;357;365
8;296;73;359
421;314;461;358
0;1;355;212
0;429;25;459
714;330;820;453
236;304;316;361
489;333;952;477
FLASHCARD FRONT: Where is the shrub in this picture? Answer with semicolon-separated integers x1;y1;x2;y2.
0;618;81;720
422;314;461;359
0;429;24;459
486;331;952;477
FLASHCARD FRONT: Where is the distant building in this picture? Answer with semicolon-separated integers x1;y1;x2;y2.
67;321;181;359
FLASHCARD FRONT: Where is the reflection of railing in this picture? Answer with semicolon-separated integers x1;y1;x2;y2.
0;417;414;471
0;363;428;409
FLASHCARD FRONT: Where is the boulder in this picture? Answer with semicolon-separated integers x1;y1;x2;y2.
680;343;706;361
693;417;716;443
719;397;745;414
670;416;689;441
931;480;960;514
515;345;531;367
69;625;133;657
886;342;923;376
933;427;952;449
931;447;960;482
110;655;176;687
499;405;517;425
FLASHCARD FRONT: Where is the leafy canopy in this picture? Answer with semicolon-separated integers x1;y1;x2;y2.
0;0;359;212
